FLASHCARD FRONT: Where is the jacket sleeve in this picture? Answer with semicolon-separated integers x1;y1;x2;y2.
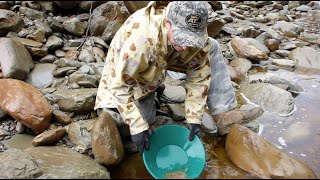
184;42;211;124
108;36;151;135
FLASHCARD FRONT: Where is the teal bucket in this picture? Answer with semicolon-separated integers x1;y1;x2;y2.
142;124;206;179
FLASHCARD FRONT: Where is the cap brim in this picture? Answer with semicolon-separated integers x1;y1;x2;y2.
172;25;208;48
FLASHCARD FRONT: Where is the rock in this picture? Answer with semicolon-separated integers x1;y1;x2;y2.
229;58;252;75
62;17;87;37
26;29;45;43
53;110;72;125
24;146;110;178
0;149;42;179
230;37;269;62
0;9;24;36
160;85;186;104
45;35;64;51
19;6;47;20
274;50;291;57
0;38;34;80
225;124;317;179
25;63;57;88
90;2;130;43
289;46;320;73
272;59;295;69
91;112;124;166
79;48;96;63
239;83;295;115
79;1;106;12
264;39;280;51
227;65;246;83
0;79;52;134
68;119;96;153
166;104;186;121
51;88;97;112
32;127;66;146
273;21;303;37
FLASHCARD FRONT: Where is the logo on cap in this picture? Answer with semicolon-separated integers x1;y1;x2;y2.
185;14;203;28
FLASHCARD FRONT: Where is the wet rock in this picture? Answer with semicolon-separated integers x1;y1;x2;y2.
264;39;280;51
0;148;42;179
227;65;246;83
225;124;317;179
273;21;304;37
201;111;217;134
0;9;24;36
53;110;72;125
229;58;252;75
288;1;300;10
53;67;77;77
289;46;320;72
70;70;98;81
207;19;225;38
274;50;291;57
47;17;64;33
52;88;97;112
91;112;124;166
45;35;64;51
239;82;295;115
230;37;269;62
166;104;185;121
24;146;110;178
16;121;25;134
90;2;130;43
19;6;47;20
55;49;65;57
0;79;52;134
68;119;96;153
11;37;43;47
272;59;295;69
79;1;107;12
39;54;56;63
26;29;45;43
62;17;87;37
160;85;186;104
38;1;56;14
79;48;95;63
32;127;66;146
0;1;11;9
26;63;57;88
0;38;34;80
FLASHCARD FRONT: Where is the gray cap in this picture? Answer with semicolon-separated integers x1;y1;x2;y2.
167;1;210;48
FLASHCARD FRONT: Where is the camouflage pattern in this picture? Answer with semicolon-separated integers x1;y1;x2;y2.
95;1;236;135
167;1;210;48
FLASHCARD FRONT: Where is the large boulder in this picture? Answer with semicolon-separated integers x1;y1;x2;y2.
239;83;295;115
0;10;24;36
24;146;110;178
225;124;317;179
289;46;320;73
0;79;52;134
89;2;130;43
91;112;124;166
0;38;34;80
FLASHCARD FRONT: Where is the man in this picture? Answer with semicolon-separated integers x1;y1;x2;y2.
94;1;264;154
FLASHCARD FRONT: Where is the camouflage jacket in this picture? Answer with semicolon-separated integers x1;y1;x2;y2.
95;1;211;135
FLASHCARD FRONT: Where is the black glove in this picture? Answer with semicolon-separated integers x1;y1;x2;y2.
188;123;202;141
131;129;153;154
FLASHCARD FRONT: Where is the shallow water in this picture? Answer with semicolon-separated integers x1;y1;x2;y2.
110;69;320;179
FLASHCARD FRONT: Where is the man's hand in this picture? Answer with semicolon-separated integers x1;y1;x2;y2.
188;123;202;141
131;129;153;154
